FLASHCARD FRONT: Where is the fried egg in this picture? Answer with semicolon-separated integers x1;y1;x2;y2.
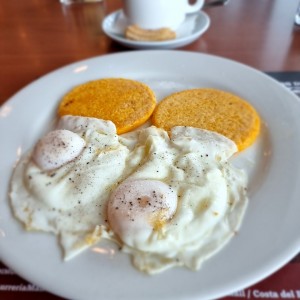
9;115;142;259
107;126;248;274
10;116;248;274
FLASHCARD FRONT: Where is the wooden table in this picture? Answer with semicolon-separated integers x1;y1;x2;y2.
1;0;300;299
1;0;300;106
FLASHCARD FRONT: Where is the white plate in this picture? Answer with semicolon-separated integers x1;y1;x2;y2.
1;50;300;300
102;10;210;49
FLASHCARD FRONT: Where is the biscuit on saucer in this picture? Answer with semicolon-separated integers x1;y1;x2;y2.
125;24;176;41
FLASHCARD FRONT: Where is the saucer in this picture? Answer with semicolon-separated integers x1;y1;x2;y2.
102;10;210;49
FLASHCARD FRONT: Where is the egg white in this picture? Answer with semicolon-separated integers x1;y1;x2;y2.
10;116;248;274
108;126;248;274
9;116;142;259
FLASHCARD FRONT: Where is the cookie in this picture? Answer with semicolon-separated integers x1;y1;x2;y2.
152;88;261;151
58;78;156;134
125;24;176;41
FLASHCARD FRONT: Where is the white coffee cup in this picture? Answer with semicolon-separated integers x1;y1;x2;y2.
122;0;204;30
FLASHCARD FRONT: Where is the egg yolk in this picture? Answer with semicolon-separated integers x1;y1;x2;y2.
107;179;178;247
33;129;86;171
